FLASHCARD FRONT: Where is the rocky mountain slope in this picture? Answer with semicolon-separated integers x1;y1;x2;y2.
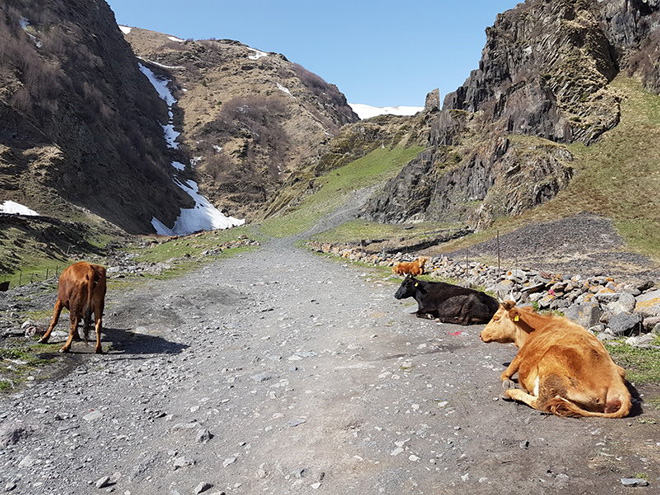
120;27;358;219
0;0;194;234
363;0;660;229
0;0;358;242
262;109;435;219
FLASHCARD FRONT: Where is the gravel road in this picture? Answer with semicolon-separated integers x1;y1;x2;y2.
1;232;659;494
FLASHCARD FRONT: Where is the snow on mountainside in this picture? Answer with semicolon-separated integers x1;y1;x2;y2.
137;63;245;234
349;103;424;120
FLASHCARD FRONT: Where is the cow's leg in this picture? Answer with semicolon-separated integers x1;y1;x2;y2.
504;388;542;411
40;299;63;343
60;313;79;353
501;352;524;381
93;299;104;354
93;315;103;354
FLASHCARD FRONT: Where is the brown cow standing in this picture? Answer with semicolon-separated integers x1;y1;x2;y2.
480;301;631;418
39;261;107;354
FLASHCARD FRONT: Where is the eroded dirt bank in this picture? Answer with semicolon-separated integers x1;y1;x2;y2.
0;236;658;494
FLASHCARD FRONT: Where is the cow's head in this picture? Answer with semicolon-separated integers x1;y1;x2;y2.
394;276;422;300
479;300;519;343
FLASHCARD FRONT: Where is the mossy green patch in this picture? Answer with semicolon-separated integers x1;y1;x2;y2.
605;342;660;385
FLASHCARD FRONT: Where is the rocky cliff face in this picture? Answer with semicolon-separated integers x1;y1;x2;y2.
121;28;358;219
364;0;660;228
0;0;194;233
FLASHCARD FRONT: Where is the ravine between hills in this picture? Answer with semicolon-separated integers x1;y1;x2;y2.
1;205;659;495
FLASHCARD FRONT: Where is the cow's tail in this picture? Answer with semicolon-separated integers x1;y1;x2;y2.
82;265;96;343
546;393;632;418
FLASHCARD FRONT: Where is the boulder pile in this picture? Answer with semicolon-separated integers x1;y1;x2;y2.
309;241;660;347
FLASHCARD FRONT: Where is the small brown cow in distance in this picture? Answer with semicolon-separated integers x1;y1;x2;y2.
39;261;107;354
392;257;427;276
480;301;631;418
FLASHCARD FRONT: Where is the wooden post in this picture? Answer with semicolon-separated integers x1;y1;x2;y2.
465;248;469;275
496;230;501;276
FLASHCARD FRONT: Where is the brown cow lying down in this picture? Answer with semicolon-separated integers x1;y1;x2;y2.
39;261;107;354
480;301;631;418
393;257;426;276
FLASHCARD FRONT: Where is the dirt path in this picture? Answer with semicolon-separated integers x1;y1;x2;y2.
1;232;659;494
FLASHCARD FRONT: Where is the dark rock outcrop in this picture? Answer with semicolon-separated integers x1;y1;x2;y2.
364;0;660;228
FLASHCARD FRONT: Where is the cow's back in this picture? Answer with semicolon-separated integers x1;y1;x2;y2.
519;325;623;384
57;262;105;312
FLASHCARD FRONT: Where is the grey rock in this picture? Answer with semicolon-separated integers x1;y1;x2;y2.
425;88;440;112
565;302;604;329
635;289;660;317
82;410;103;422
194;482;213;494
95;476;111;489
196;429;213;444
251;372;274;383
172;456;195;470
620;478;649;487
607;293;637;314
607;312;643;336
625;334;658;347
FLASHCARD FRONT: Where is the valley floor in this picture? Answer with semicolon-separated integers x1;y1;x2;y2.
0;235;658;494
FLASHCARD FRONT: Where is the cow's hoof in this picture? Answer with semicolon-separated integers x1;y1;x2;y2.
38;338;47;344
502;379;516;391
501;388;516;401
95;349;103;354
58;348;69;354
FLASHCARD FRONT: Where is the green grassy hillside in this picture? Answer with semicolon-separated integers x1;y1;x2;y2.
259;146;423;238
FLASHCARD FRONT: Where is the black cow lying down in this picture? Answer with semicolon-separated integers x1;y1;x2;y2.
394;276;499;325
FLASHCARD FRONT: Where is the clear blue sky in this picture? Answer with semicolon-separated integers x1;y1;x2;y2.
106;0;521;107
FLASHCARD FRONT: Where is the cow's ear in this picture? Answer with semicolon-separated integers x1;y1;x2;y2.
508;308;522;322
501;300;516;311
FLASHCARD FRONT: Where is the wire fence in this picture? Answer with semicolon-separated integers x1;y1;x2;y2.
0;265;62;291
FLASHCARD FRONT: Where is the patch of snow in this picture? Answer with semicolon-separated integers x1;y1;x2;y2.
162;116;180;149
168;35;185;43
19;17;42;48
191;156;203;167
137;56;185;70
139;63;180;148
212;145;223;153
119;25;132;34
276;83;292;97
248;48;268;60
139;63;177;106
0;200;38;216
151;217;174;236
139;65;243;236
349;103;423;120
158;179;245;235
